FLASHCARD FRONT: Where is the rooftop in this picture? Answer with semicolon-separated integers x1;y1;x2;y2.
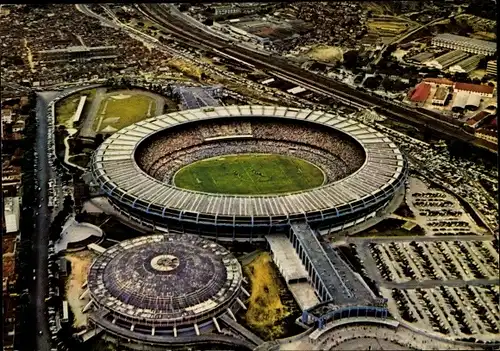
433;33;497;51
88;234;242;327
454;82;494;95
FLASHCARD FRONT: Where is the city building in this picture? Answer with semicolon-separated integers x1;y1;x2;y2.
486;60;497;76
409;83;431;105
466;111;492;129
431;33;497;56
34;45;118;64
2;234;18;350
431;86;450;106
452;91;470;112
408;51;435;64
475;128;497;143
2;166;21;197
448;54;485;74
454;82;495;97
423;77;454;87
2;108;13;124
425;50;469;70
3;196;20;235
465;94;481;111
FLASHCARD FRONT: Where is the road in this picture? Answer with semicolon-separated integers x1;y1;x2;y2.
346;234;494;245
381;278;500;289
34;91;59;351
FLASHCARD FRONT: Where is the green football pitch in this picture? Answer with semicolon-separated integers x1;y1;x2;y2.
173;154;325;195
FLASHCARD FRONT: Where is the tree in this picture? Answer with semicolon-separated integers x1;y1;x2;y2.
95;133;104;147
343;50;358;69
364;76;381;90
382;77;394;91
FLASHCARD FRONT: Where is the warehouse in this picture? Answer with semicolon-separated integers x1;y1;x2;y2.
452;91;470;112
425;50;469;70
465;94;481;111
449;54;485;74
408;51;435;64
431;33;497;56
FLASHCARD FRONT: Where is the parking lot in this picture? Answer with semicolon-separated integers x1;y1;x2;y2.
370;240;498;283
403;177;487;237
384;284;499;339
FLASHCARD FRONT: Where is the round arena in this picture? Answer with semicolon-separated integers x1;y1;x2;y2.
91;105;408;238
87;234;245;346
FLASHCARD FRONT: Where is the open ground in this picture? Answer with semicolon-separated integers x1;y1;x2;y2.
65;251;95;330
241;252;292;340
92;92;156;133
173;154;326;195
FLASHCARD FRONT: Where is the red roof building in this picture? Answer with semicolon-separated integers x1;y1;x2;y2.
454;82;495;97
423;78;454;86
410;83;431;103
466;111;490;127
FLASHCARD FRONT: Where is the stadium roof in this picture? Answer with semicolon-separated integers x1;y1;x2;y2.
88;234;241;326
92;106;406;219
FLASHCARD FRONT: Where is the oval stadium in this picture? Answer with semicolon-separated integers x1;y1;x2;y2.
91;105;408;238
87;234;248;347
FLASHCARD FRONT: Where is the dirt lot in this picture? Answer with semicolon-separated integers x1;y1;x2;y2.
242;252;291;340
65;251;95;329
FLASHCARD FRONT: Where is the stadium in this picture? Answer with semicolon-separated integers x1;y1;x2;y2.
91;105;408;239
86;234;249;347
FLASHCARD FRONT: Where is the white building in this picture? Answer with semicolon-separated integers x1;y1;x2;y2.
425;50;469;70
449;54;485;74
431;34;496;56
3;197;20;234
487;60;497;76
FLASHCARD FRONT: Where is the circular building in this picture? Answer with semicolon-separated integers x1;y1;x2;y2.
87;234;244;345
91;105;408;238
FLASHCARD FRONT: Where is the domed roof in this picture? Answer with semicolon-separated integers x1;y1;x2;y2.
88;234;242;326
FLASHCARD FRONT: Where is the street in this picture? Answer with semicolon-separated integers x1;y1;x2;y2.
34;91;59;351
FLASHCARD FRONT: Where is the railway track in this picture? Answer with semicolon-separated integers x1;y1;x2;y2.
137;4;481;145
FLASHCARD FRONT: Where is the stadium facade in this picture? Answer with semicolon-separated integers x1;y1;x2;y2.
91;105;408;239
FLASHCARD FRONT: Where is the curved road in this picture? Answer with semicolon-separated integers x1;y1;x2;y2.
34;91;59;351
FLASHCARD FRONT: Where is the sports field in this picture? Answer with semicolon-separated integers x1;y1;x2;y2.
173;154;325;195
55;88;96;128
94;93;156;133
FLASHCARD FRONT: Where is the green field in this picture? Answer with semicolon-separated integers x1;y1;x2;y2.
94;94;156;133
55;88;96;128
173;154;325;195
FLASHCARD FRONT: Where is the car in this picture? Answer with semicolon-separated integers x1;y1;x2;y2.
39;330;43;335
39;204;42;208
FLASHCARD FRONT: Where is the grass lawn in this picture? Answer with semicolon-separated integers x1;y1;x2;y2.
243;252;290;340
173;154;325;195
55;88;96;128
94;94;156;133
357;218;425;237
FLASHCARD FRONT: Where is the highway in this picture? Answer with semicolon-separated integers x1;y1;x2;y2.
34;91;59;351
136;4;484;145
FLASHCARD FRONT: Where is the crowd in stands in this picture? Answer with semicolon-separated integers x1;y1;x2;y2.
135;119;366;185
201;121;252;139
